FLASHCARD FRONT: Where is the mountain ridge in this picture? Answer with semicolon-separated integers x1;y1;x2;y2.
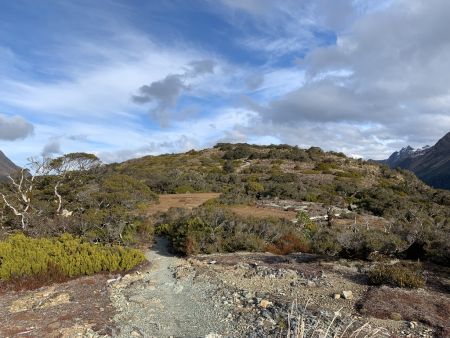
382;132;450;190
0;150;20;177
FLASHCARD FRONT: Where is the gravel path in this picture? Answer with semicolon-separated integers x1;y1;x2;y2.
110;238;234;338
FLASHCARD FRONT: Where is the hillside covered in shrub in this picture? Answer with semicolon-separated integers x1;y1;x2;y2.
117;143;450;265
1;144;449;269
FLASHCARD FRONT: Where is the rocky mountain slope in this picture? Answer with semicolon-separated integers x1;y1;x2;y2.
0;150;19;177
382;132;450;190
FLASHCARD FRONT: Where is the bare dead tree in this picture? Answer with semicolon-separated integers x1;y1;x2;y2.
0;153;101;229
0;157;52;229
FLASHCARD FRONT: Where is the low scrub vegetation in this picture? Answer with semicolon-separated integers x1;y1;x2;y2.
367;263;426;288
156;205;311;256
0;233;145;281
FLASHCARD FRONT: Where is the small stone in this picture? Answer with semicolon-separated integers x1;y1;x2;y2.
307;281;316;287
342;291;353;300
244;292;253;299
408;321;417;329
205;333;222;338
333;293;341;299
259;299;272;309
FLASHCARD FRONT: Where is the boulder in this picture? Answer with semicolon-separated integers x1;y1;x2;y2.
342;290;353;300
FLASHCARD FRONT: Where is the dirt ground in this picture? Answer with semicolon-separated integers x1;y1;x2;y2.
146;193;220;215
193;252;449;337
1;245;448;337
0;274;116;337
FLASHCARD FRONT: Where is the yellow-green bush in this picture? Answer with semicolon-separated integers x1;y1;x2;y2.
367;263;425;288
0;233;145;280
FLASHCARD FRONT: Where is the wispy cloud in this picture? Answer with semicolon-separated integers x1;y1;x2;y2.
1;0;449;165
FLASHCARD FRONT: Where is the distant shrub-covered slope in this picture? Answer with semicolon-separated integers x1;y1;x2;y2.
114;143;450;264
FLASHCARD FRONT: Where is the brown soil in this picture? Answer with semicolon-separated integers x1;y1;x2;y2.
358;286;450;337
0;274;116;337
147;193;221;215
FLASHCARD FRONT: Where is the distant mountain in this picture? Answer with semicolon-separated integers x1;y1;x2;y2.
382;132;450;190
0;151;20;177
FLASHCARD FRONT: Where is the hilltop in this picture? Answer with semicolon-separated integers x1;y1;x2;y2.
111;143;450;263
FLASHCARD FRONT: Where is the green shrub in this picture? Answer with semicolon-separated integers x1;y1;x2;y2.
311;229;342;256
0;233;145;280
367;263;425;288
158;205;306;256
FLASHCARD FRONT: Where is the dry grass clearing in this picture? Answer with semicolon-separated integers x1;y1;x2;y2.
147;193;220;215
228;205;297;221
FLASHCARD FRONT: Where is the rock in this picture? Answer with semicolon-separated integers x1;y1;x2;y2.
61;209;73;217
408;321;417;329
209;260;217;265
244;291;254;299
259;299;272;309
333;293;341;299
342;291;353;300
307;281;316;287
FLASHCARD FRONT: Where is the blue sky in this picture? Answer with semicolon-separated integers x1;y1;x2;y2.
1;0;450;165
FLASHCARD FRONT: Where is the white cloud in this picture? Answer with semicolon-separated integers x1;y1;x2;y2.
0;113;34;141
246;0;450;157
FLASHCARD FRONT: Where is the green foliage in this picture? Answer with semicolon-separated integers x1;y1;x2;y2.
245;181;264;195
2;143;449;267
222;160;234;173
340;230;406;258
0;233;145;280
311;229;343;256
367;263;425;288
314;161;339;172
157;205;310;256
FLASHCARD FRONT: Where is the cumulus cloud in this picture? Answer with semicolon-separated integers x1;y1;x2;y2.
248;0;450;157
42;139;62;157
132;59;216;126
0;114;34;141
